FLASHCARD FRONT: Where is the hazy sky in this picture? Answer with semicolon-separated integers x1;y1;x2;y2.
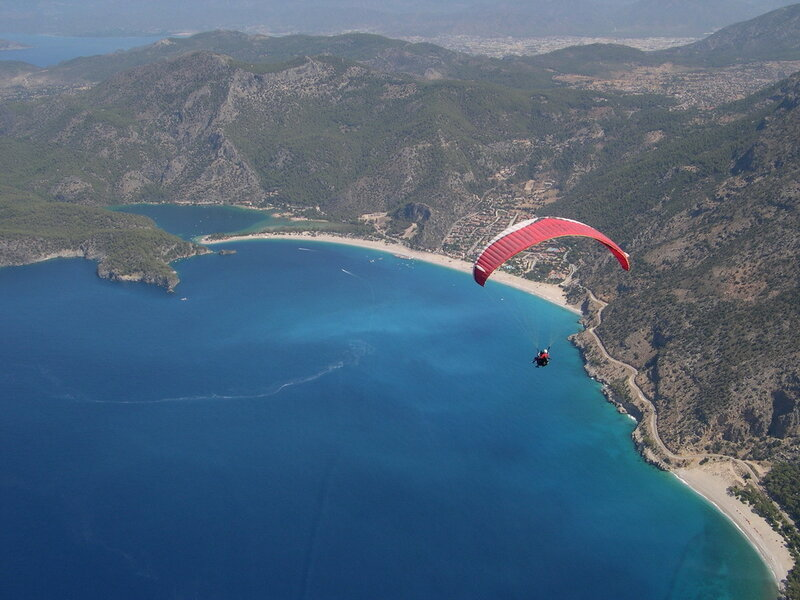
0;1;796;37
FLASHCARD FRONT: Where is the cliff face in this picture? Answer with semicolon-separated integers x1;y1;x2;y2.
554;74;800;461
9;53;264;207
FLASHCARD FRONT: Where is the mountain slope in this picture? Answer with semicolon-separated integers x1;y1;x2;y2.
521;3;800;77
658;2;800;65
553;74;800;460
2;51;555;247
611;0;793;36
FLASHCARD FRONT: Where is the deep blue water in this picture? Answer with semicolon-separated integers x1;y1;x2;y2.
0;33;166;67
0;207;776;599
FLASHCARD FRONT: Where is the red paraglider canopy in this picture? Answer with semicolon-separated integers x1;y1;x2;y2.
473;217;630;286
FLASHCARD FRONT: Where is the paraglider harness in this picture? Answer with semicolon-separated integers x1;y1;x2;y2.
533;348;550;368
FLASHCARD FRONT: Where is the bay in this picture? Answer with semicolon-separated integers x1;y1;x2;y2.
0;205;776;599
0;33;167;67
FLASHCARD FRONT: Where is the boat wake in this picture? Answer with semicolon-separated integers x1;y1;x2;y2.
85;340;373;405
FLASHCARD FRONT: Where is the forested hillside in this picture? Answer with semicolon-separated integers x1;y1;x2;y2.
0;48;679;249
552;74;800;462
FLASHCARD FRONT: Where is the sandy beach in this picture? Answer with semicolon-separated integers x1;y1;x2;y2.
202;230;793;589
201;231;583;314
676;463;793;586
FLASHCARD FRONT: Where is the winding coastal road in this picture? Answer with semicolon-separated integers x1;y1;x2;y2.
584;290;797;584
584;291;761;480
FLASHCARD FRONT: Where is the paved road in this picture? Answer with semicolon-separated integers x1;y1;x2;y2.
584;291;760;480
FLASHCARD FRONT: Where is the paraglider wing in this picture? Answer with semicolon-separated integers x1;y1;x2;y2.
472;217;630;286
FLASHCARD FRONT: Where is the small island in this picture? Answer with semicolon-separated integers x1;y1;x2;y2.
0;39;32;51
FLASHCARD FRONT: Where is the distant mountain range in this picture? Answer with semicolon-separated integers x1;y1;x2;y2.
524;2;800;70
661;2;800;64
3;2;800;100
608;0;793;36
0;0;797;37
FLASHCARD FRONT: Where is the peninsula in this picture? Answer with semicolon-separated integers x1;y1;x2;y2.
0;39;31;50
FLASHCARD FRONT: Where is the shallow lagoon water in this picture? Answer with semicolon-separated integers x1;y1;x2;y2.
0;206;776;599
112;203;283;240
114;203;331;240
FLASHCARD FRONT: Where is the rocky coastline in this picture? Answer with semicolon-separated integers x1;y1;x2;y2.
567;285;794;587
0;237;209;292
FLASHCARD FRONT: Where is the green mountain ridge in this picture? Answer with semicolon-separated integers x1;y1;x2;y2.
660;3;800;66
6;4;800;104
13;30;557;93
4;49;649;247
519;3;800;75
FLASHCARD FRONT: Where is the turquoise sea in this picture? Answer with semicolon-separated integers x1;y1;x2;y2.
0;206;776;599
